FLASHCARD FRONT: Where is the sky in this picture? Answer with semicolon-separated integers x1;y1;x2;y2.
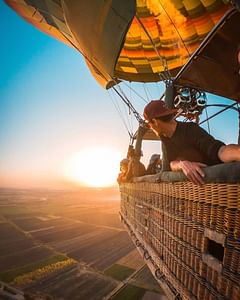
0;1;239;189
0;1;133;188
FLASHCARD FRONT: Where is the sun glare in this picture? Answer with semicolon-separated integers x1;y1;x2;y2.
64;147;122;187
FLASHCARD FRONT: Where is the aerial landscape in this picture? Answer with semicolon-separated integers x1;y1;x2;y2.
1;0;240;299
0;188;166;299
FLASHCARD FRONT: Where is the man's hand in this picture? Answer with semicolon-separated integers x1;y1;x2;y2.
179;161;207;185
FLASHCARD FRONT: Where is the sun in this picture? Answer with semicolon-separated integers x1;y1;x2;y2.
63;147;122;187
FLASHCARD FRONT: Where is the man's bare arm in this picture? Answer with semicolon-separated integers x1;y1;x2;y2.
218;144;240;162
170;160;207;185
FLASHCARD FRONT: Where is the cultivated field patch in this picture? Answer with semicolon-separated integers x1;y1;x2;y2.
13;258;76;286
0;205;37;216
0;246;55;272
26;264;118;300
50;229;102;253
0;222;26;243
0;239;34;257
116;249;145;270
67;229;134;270
11;216;73;232
0;188;164;299
112;284;146;300
0;254;68;282
68;211;123;228
31;223;97;243
130;266;163;293
104;264;135;281
142;290;167;300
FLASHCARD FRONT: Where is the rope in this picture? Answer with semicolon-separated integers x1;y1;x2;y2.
112;85;144;124
204;104;239;112
199;102;237;125
144;83;153;100
205;106;211;134
143;84;150;101
122;88;133;135
129;82;134;134
122;82;148;103
155;82;162;96
107;90;132;138
159;8;190;59
135;15;169;82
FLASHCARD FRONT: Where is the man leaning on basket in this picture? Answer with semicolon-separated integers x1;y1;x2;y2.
143;100;240;186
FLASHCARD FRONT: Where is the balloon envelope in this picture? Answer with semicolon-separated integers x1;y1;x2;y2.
5;0;232;88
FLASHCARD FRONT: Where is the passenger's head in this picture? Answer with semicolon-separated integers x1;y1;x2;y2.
149;154;161;165
120;158;129;173
143;100;177;135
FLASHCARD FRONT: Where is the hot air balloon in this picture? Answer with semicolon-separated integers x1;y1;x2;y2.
5;0;237;89
4;1;240;299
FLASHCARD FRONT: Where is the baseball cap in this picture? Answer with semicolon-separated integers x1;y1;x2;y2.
143;100;178;121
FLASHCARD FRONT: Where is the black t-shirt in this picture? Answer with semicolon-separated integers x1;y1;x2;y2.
161;122;225;171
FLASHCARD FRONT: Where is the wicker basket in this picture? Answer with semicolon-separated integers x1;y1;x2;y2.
120;181;240;299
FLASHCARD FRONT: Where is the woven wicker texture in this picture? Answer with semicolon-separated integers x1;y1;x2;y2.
120;182;240;300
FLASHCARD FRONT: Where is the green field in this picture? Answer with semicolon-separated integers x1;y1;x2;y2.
0;254;67;282
0;188;164;299
112;284;146;300
0;205;36;216
104;264;135;281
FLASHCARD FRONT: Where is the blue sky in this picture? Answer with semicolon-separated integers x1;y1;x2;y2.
0;1;239;188
0;1;130;187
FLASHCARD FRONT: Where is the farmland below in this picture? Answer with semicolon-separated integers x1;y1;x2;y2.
0;187;166;299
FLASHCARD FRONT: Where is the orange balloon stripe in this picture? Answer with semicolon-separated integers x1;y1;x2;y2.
115;0;230;81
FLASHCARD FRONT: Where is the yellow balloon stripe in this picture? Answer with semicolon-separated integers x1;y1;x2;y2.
115;0;230;81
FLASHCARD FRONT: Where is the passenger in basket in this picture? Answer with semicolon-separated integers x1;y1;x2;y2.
143;100;240;186
126;145;146;179
117;158;129;184
128;155;146;178
146;154;162;175
117;156;146;184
